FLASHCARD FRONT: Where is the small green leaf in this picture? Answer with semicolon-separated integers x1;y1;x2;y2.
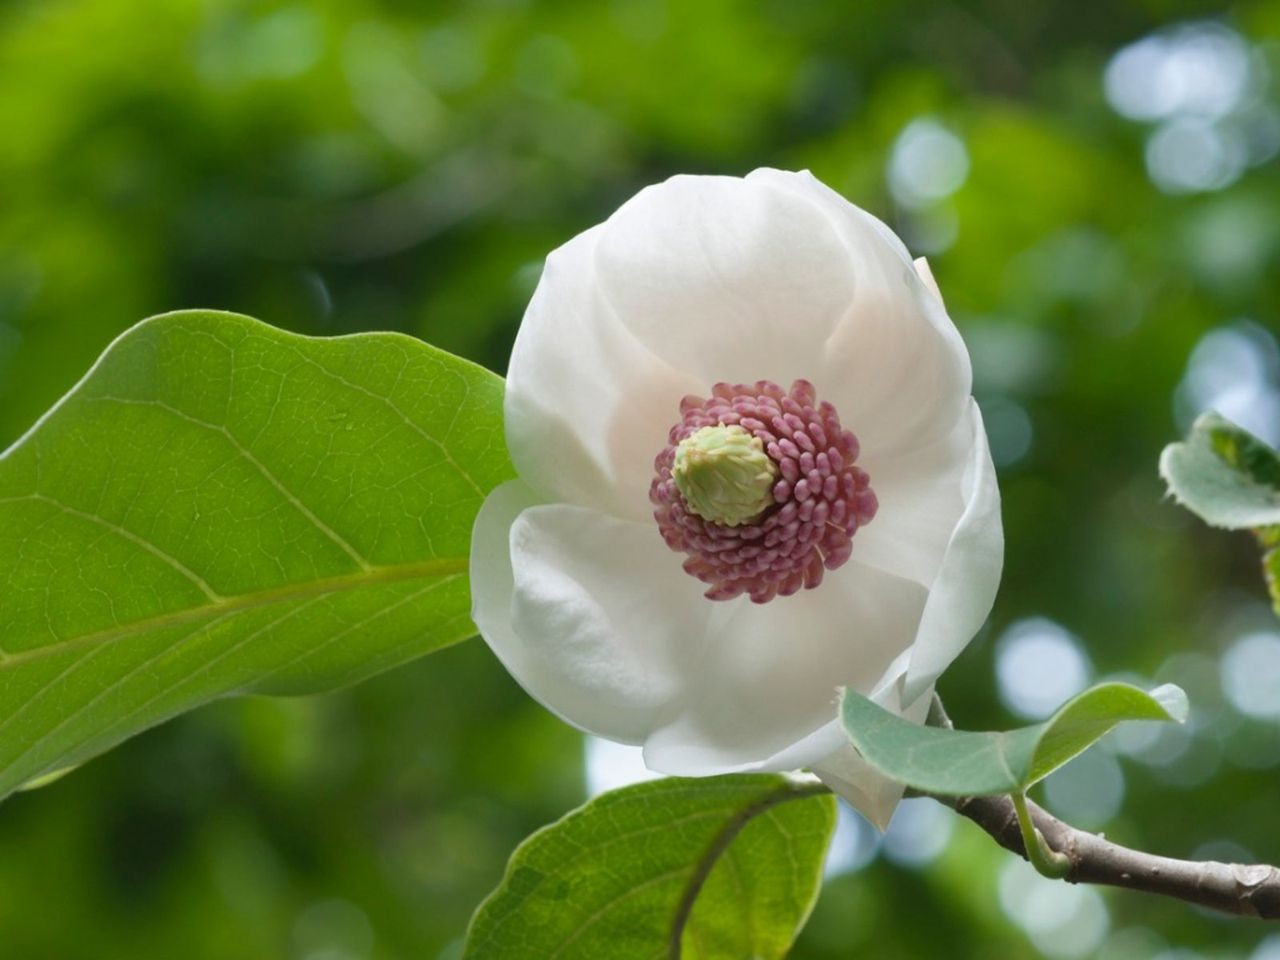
0;310;513;800
1160;411;1280;530
463;775;835;960
840;682;1187;797
1264;530;1280;616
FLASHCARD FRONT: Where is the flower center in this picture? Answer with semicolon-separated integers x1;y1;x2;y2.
649;379;877;604
672;424;778;527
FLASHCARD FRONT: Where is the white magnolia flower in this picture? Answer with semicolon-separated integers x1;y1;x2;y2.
470;168;1002;827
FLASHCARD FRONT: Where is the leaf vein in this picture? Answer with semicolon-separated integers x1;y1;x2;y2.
281;345;487;498
19;493;223;601
0;558;466;670
91;396;373;571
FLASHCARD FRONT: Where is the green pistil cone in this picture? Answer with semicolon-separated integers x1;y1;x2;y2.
673;424;778;527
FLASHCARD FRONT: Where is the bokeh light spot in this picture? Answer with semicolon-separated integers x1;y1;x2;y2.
882;797;954;867
979;395;1034;467
823;803;882;877
888;118;970;207
1105;23;1253;122
999;857;1110;959
1252;933;1280;960
1042;748;1126;830
1145;117;1246;194
1174;322;1280;447
583;736;661;798
1221;631;1280;722
996;618;1093;719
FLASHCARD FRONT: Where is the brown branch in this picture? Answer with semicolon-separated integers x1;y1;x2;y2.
918;695;1280;919
933;791;1280;919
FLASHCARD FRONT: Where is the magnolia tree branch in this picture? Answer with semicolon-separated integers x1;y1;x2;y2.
908;696;1280;919
930;791;1280;919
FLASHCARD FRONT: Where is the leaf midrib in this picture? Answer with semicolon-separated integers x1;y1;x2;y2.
668;780;829;960
534;782;828;960
0;556;468;670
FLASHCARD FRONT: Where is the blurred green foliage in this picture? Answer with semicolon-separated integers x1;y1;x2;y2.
2;0;1280;957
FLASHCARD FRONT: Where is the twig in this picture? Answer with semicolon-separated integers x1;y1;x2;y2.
917;694;1280;918
933;791;1280;919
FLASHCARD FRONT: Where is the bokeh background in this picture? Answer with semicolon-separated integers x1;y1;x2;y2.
3;0;1280;957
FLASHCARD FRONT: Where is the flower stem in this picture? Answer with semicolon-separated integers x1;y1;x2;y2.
1011;790;1071;879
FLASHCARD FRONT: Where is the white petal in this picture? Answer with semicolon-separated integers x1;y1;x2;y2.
851;401;976;589
811;679;935;831
913;256;943;301
901;400;1003;704
592;173;858;387
472;484;713;744
506;226;702;521
752;170;973;458
642;559;928;774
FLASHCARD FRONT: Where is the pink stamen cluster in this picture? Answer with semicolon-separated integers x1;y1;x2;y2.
650;379;878;604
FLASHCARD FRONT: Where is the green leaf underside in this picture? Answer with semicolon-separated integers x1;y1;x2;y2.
1159;411;1280;530
463;775;836;960
0;310;512;799
840;683;1187;797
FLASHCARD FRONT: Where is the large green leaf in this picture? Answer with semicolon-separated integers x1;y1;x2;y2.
840;683;1187;797
1159;411;1280;530
464;775;835;960
0;310;512;799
